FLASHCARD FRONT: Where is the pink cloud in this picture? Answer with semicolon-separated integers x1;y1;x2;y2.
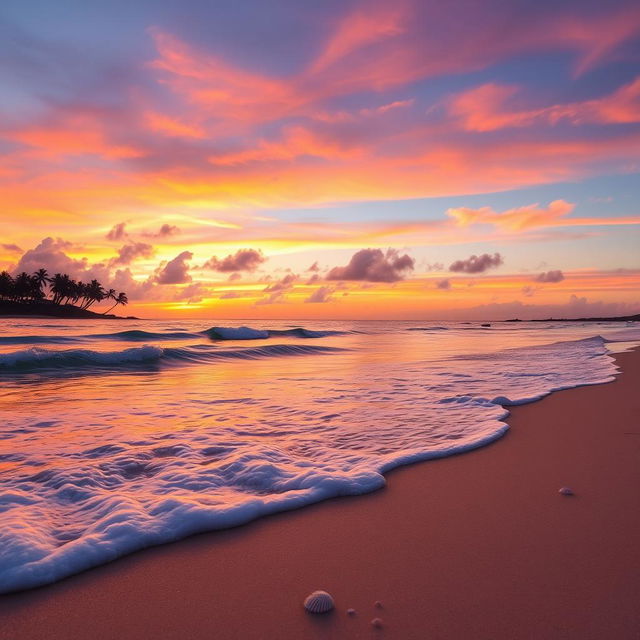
449;253;503;274
305;286;335;303
155;251;193;284
309;4;407;73
327;248;414;282
201;249;266;272
448;200;576;232
535;270;565;283
449;76;640;132
106;223;128;241
110;242;155;266
448;200;640;233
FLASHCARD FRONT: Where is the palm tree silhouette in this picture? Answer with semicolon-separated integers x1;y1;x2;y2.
0;271;14;299
33;268;50;292
51;273;72;304
1;267;128;313
102;289;117;314
14;272;32;301
104;292;128;315
81;279;106;309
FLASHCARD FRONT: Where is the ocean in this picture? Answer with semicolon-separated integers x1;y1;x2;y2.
1;318;639;593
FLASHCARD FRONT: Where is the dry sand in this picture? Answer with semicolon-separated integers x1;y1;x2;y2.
2;349;639;640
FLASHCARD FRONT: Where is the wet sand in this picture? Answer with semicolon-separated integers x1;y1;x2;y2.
2;349;639;639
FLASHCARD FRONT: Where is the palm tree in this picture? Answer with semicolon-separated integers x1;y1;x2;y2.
2;266;128;314
72;280;85;306
104;291;128;315
13;272;32;301
0;271;13;299
29;275;45;301
50;273;72;305
81;279;106;309
101;289;117;314
33;268;50;293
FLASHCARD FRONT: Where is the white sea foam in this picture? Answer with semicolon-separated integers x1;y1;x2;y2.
0;320;637;593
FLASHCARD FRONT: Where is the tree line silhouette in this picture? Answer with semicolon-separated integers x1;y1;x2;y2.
0;268;128;314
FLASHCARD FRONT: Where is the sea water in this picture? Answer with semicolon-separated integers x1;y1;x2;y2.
1;318;639;592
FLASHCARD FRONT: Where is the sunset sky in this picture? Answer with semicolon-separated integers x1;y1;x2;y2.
1;0;639;319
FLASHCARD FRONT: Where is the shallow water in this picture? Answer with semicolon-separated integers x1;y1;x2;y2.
1;318;639;592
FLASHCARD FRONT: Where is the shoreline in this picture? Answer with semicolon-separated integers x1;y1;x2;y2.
2;348;639;639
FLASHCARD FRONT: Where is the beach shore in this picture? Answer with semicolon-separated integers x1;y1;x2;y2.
2;348;639;640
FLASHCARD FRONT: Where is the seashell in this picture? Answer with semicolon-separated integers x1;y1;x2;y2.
559;487;574;496
371;618;384;628
346;608;356;616
374;600;383;609
304;590;335;614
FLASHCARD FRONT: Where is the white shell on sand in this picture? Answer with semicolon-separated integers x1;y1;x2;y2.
371;618;384;628
304;590;335;614
559;487;574;495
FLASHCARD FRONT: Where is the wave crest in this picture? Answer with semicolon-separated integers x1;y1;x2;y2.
0;343;345;372
205;326;352;340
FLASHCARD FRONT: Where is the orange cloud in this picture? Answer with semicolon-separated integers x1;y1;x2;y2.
209;125;366;165
148;29;298;127
6;112;142;160
450;76;640;132
309;4;407;73
143;111;206;139
447;200;640;232
448;200;576;231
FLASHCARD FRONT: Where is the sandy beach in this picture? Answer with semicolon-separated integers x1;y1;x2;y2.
2;347;639;640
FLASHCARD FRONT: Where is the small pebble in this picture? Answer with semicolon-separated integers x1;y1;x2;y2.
374;600;383;609
347;608;356;616
559;487;574;496
371;618;383;628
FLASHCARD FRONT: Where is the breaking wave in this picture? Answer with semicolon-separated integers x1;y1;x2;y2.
0;343;346;372
204;326;352;340
0;345;164;369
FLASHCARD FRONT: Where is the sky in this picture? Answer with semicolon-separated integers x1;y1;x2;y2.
1;0;639;319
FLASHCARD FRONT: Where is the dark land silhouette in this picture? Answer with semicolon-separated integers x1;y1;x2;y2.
505;314;640;322
0;269;136;319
